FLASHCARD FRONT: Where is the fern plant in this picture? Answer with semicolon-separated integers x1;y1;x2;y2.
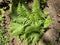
9;0;52;45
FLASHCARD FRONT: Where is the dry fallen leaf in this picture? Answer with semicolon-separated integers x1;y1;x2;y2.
57;14;60;17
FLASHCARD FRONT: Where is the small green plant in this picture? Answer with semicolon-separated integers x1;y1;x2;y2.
9;0;52;45
0;28;8;45
0;9;8;45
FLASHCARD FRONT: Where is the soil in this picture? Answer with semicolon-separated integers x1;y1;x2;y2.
0;0;60;45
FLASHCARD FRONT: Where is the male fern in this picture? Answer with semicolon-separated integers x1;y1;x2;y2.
9;0;52;45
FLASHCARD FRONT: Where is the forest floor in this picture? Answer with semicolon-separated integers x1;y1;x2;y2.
0;0;60;45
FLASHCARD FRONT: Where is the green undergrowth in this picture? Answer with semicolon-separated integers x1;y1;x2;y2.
0;9;8;45
9;0;52;45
